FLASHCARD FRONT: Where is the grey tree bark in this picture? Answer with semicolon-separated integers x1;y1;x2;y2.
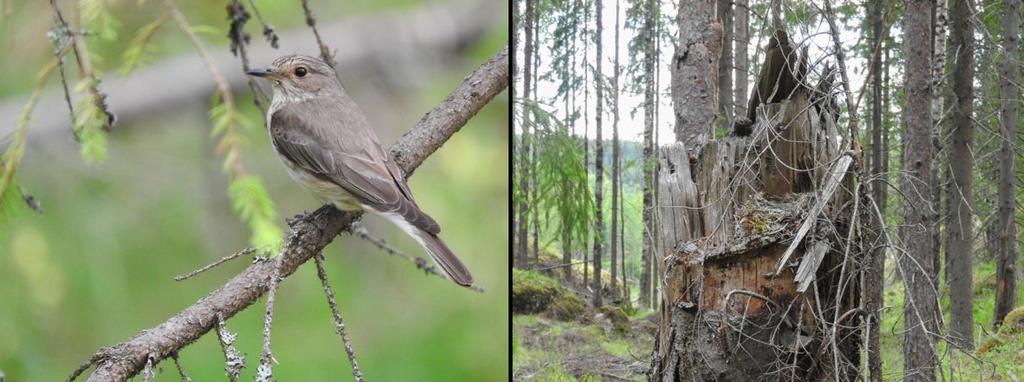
610;0;621;300
717;0;733;123
583;1;591;289
516;0;534;269
993;0;1020;328
929;0;947;288
944;0;975;350
734;0;749;118
592;0;605;307
640;0;657;309
902;1;940;379
671;0;721;146
866;0;887;379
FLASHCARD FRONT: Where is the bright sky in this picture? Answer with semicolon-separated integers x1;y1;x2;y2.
515;1;877;144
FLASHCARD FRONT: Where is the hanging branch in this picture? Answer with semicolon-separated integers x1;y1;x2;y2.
299;0;336;69
245;0;279;48
313;253;366;382
163;0;282;248
47;0;116;164
226;0;271;110
69;45;508;382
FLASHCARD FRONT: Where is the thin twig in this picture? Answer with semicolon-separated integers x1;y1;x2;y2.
226;0;270;110
256;261;281;382
350;221;484;293
47;0;115;132
140;356;154;382
245;0;278;48
215;313;244;382
66;353;103;382
313;253;366;382
299;0;336;69
174;248;256;281
170;353;191;382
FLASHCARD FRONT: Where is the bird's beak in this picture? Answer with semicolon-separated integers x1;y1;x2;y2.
246;67;274;78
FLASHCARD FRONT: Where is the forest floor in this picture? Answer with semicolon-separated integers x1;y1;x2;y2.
514;252;1024;381
512;258;656;381
513;313;655;381
878;260;1024;381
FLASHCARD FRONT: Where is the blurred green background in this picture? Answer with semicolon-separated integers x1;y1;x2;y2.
0;0;508;380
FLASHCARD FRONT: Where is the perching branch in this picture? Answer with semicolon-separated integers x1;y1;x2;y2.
73;45;508;382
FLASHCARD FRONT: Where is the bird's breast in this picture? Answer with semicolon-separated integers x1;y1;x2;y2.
276;154;364;212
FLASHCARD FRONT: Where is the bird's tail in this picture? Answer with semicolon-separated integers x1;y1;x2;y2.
380;212;474;287
412;229;474;287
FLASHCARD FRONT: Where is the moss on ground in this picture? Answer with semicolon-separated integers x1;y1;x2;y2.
512;269;585;320
513;314;651;381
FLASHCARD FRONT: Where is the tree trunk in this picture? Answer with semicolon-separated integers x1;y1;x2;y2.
592;0;605;307
583;1;591;290
994;0;1020;327
866;0;887;379
531;5;541;265
649;18;860;378
930;0;947;288
621;167;628;306
734;0;749;119
562;0;578;284
610;0;621;301
671;0;721;146
717;0;733;123
903;1;940;379
516;0;534;269
945;0;975;350
640;0;657;309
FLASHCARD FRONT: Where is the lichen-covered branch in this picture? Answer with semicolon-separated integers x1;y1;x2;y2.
74;45;507;382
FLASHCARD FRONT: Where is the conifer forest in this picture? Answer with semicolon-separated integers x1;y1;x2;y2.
513;0;1024;380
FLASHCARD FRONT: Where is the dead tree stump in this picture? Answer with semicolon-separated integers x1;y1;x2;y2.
649;87;860;380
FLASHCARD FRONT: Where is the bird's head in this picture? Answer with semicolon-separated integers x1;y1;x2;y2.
247;54;340;100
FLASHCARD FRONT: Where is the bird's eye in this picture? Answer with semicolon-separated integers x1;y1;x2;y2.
294;67;307;77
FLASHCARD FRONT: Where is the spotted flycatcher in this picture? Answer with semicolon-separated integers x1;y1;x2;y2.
247;54;474;287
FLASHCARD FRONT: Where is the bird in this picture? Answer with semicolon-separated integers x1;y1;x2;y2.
247;54;474;287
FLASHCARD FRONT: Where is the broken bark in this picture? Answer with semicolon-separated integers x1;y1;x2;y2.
649;33;859;380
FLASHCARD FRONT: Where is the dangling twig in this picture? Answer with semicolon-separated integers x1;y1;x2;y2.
215;313;245;382
313;253;366;382
174;248;256;281
226;0;270;110
245;0;278;48
350;221;484;292
299;0;337;69
171;353;192;382
256;261;282;382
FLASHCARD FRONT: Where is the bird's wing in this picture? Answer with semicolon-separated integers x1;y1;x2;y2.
270;98;440;234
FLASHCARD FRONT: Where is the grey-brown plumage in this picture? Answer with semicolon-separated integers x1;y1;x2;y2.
248;54;474;287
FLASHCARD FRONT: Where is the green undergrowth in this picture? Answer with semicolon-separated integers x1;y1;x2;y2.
880;259;1024;380
513;314;651;381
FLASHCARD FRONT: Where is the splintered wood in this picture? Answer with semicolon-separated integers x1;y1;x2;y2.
653;86;856;380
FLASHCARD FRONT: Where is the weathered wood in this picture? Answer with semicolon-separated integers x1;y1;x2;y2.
651;81;855;380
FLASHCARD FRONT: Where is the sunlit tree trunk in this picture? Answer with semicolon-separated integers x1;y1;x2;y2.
929;0;947;287
640;0;657;309
592;0;605;307
734;0;749;118
583;2;591;289
671;0;720;145
515;0;534;269
531;5;541;264
717;0;733;123
610;0;621;300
